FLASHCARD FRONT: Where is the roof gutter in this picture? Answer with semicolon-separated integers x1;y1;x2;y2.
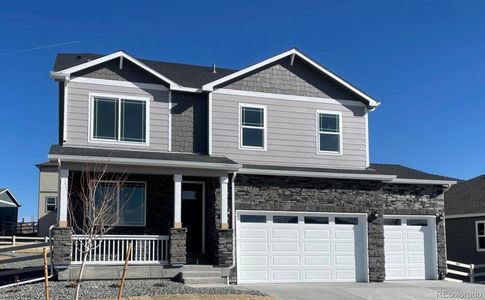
383;178;457;187
48;154;242;171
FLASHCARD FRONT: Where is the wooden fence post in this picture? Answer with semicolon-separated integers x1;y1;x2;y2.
470;264;475;283
117;242;132;300
43;247;50;300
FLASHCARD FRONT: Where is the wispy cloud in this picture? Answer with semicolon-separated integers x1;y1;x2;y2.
0;40;79;56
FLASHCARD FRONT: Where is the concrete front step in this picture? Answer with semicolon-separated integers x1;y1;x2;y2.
183;276;227;285
183;270;223;277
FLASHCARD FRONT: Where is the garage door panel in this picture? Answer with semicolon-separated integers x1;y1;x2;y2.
273;255;300;266
240;255;268;266
334;230;355;240
386;268;405;279
240;241;268;252
335;242;355;252
304;255;331;266
407;231;424;239
408;268;425;277
239;270;269;282
335;255;356;266
272;229;299;239
273;242;299;252
407;255;425;264
385;231;403;240
386;255;404;264
335;269;356;280
385;243;404;252
303;229;330;239
273;269;301;281
240;228;268;239
304;242;331;252
304;270;332;280
407;243;424;251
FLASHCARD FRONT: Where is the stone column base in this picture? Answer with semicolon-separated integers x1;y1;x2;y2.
169;228;187;266
51;227;73;269
216;229;233;267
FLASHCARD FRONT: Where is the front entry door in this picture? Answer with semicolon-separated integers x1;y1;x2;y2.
181;182;204;255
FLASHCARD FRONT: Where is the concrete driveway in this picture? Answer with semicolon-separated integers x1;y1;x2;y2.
238;280;485;300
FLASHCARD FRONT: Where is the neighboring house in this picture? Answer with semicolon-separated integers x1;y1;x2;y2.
42;48;456;283
36;161;59;236
445;175;485;264
0;188;20;235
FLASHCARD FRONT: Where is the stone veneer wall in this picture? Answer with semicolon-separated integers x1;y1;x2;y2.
51;227;73;269
169;228;187;265
234;174;446;282
216;229;233;267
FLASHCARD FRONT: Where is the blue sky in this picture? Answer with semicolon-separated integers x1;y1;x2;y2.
1;1;485;219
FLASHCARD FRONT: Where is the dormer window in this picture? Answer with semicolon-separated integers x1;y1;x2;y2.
317;111;342;154
91;94;148;144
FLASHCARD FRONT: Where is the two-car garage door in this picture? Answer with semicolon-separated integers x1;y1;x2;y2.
236;211;367;283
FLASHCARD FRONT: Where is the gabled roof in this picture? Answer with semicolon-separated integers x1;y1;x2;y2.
202;48;380;108
52;51;237;89
370;163;458;182
445;175;485;216
0;188;21;207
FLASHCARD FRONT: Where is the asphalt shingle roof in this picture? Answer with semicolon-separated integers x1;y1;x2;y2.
49;145;238;165
370;163;457;181
445;175;485;216
53;53;237;88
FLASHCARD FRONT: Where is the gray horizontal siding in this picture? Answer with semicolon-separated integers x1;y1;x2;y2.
446;217;485;264
65;80;169;151
211;92;368;169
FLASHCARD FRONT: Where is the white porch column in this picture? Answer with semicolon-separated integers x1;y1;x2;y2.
58;168;69;227
220;176;229;229
173;174;183;228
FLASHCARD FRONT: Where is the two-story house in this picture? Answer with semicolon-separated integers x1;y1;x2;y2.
41;48;456;284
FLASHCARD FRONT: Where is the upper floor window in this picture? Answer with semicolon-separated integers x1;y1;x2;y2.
45;196;57;213
91;95;148;144
240;104;266;150
317;111;341;154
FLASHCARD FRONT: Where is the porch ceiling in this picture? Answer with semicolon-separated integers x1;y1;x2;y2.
48;145;241;172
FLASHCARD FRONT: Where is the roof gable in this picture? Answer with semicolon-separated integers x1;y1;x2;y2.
0;189;21;207
202;48;380;108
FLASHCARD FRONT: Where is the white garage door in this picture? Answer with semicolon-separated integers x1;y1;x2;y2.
237;211;367;283
384;216;437;280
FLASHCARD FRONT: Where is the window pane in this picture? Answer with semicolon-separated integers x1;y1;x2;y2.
182;191;197;200
478;223;485;236
46;197;56;205
242;107;264;127
242;128;264;147
319;114;339;133
407;219;428;226
240;215;266;223
121;100;146;142
320;133;340;152
273;216;298;224
335;217;359;225
384;219;401;226
480;237;485;249
120;183;145;226
94;183;118;225
93;98;118;140
304;216;329;224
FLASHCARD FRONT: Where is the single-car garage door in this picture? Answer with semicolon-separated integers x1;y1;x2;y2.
384;216;438;280
236;211;367;283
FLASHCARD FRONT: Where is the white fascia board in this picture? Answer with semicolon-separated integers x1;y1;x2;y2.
238;167;397;181
48;154;242;171
0;189;21;207
202;48;380;108
0;199;18;207
51;51;182;89
386;178;457;186
446;213;485;219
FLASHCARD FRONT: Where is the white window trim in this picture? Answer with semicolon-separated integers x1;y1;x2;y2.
476;221;485;252
316;110;343;156
238;103;267;151
93;180;147;227
45;196;57;213
88;92;150;146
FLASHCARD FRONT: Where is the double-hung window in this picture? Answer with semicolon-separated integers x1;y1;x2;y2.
45;196;57;212
92;95;147;143
93;181;146;226
240;104;266;149
317;111;341;154
477;221;485;251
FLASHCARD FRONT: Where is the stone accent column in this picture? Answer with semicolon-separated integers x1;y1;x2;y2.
436;217;447;278
51;227;72;269
169;228;187;265
367;214;385;282
216;229;233;267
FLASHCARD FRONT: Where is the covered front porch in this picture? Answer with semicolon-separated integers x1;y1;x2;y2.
48;146;239;279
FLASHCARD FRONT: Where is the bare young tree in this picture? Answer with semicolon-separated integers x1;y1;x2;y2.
68;163;128;300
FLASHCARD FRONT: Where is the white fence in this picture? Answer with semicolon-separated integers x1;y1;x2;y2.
0;235;49;246
447;260;485;283
71;235;169;265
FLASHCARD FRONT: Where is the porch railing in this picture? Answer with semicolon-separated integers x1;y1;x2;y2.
71;235;169;265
